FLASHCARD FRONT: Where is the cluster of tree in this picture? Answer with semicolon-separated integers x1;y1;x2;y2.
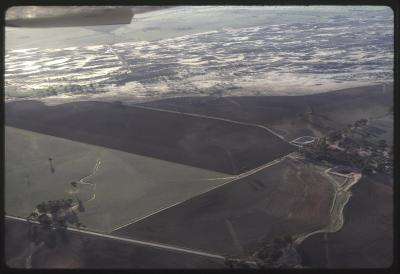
302;135;392;175
328;119;368;143
353;118;368;128
26;198;87;249
36;199;74;215
253;235;299;268
327;130;342;143
343;118;368;132
225;235;301;269
224;257;256;269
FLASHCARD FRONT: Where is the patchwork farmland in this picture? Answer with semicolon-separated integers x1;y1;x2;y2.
112;156;335;256
4;84;392;268
5;126;236;232
5;100;294;175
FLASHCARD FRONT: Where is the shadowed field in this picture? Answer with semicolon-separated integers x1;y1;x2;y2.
5;100;294;175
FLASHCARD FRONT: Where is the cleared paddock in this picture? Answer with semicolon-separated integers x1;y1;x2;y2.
5;100;294;175
5;126;235;232
113;157;335;256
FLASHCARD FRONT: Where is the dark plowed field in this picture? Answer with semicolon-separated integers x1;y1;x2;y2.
141;85;393;140
5;100;294;175
298;174;393;268
113;158;334;256
5;219;225;269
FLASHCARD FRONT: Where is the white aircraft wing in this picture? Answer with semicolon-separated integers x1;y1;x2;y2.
5;6;170;28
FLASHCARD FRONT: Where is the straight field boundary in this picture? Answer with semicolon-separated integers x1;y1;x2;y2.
132;104;289;142
111;152;293;232
108;104;295;232
5;214;258;267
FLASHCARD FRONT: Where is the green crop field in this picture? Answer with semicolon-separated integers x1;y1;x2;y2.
5;126;234;232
